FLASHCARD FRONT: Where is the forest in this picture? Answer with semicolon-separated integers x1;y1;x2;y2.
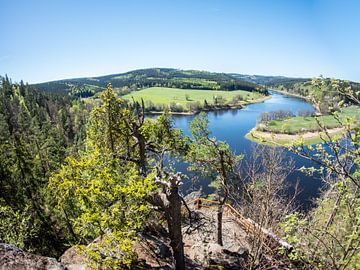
33;68;265;98
0;74;359;269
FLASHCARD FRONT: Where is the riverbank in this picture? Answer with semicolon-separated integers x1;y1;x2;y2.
147;95;272;115
245;127;347;146
269;88;311;102
246;106;360;145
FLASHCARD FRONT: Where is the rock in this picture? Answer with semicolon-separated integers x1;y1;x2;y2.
156;243;172;259
0;243;65;270
59;246;87;270
184;190;203;203
206;243;247;269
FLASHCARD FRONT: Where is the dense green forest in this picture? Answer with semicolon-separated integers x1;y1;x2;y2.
0;76;88;256
33;68;265;98
1;75;359;269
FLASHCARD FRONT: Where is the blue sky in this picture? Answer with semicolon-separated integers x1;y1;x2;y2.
1;0;359;83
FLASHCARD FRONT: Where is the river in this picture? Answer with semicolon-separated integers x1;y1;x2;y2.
170;91;321;209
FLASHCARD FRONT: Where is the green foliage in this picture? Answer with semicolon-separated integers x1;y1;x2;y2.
187;112;242;191
280;181;360;269
279;81;360;269
50;84;185;268
0;200;35;250
69;84;97;98
0;77;87;256
50;145;154;267
271;76;360;113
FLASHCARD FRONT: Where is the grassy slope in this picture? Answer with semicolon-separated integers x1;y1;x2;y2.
245;106;360;146
123;87;263;108
262;106;360;134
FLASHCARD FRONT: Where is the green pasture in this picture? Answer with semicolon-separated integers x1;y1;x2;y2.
122;87;262;109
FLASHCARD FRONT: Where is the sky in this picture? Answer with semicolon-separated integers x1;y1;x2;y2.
1;0;360;83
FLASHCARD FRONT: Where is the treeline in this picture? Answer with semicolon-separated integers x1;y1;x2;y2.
33;68;267;97
257;109;314;124
269;77;360;113
0;76;88;257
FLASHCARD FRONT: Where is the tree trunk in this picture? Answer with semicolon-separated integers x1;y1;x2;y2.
167;176;185;270
217;203;224;246
217;151;228;246
152;174;186;270
132;124;147;177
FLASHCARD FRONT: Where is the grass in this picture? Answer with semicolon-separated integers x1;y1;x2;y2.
260;106;360;134
122;87;263;110
245;106;360;146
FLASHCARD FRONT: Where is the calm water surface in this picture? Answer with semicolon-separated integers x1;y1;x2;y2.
169;91;321;209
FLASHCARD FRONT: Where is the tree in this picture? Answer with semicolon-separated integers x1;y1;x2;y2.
187;112;242;246
235;145;298;269
51;84;188;269
279;78;360;269
0;77;85;257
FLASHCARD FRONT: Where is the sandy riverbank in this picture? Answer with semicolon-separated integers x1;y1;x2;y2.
246;127;346;146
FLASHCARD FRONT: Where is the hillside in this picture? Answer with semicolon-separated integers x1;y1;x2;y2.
266;77;360;112
33;68;263;97
229;73;308;85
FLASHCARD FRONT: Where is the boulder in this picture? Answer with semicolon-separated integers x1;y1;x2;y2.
59;246;87;270
0;243;65;270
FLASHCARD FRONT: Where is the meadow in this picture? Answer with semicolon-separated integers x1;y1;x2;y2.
122;87;263;111
259;106;360;134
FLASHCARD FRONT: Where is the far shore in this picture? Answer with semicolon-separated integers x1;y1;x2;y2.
146;95;272;115
269;88;311;102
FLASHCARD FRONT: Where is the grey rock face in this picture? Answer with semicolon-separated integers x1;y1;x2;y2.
0;243;66;270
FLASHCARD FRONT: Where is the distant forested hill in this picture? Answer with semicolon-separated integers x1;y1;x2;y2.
33;68;264;97
230;73;360;112
229;73;309;85
264;77;360;112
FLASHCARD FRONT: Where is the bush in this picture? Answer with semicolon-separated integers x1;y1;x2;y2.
232;94;244;104
169;102;184;112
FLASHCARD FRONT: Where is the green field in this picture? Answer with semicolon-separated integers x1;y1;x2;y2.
122;87;263;111
245;106;360;146
260;106;360;134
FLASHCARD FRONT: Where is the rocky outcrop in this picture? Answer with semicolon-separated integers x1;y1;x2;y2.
0;205;250;270
59;246;87;270
0;243;65;270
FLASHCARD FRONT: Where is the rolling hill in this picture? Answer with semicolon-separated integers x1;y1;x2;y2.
33;68;264;97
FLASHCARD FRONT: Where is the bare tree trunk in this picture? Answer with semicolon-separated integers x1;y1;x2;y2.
217;202;224;246
132;124;147;177
167;178;185;270
154;173;185;270
217;151;228;246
